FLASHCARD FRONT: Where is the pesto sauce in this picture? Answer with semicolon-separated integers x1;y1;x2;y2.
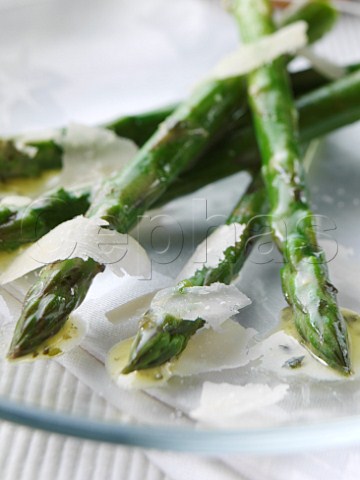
8;318;81;363
0;169;60;197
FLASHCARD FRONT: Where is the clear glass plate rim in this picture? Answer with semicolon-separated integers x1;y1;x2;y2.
1;395;360;453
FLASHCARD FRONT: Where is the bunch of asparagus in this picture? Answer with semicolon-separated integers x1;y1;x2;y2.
1;0;359;376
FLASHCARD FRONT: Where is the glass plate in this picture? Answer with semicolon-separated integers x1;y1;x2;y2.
0;0;360;454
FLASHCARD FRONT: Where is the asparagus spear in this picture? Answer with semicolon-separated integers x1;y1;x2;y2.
9;258;105;358
0;0;338;181
0;187;91;251
280;0;337;45
122;177;266;373
233;0;351;373
2;69;359;252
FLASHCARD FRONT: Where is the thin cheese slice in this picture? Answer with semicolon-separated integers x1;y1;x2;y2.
0;215;151;284
151;282;251;330
211;21;308;80
58;123;138;189
190;382;289;427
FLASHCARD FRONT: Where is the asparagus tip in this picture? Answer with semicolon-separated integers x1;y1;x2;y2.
121;363;137;375
7;345;26;361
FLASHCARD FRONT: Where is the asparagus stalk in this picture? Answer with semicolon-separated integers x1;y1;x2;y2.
0;0;338;181
280;0;337;45
2;69;359;252
0;187;91;251
233;0;351;373
122;177;266;373
9;258;105;358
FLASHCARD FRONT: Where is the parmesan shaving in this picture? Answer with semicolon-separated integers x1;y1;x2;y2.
0;195;31;207
151;282;251;330
57;123;138;189
211;21;308;80
190;382;289;428
177;223;246;281
0;215;151;284
11;124;138;195
107;319;258;389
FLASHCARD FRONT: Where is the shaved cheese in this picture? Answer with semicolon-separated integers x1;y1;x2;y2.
151;282;251;330
177;223;245;281
299;47;346;80
14;128;57;158
107;319;258;389
172;320;257;376
57;123;138;189
211;21;308;80
190;382;289;428
0;195;31;207
12;124;138;195
0;215;151;284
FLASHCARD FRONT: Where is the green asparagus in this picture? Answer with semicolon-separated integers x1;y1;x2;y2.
0;187;91;251
122;177;266;373
233;0;351;373
2;69;360;252
0;0;338;181
9;258;104;359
